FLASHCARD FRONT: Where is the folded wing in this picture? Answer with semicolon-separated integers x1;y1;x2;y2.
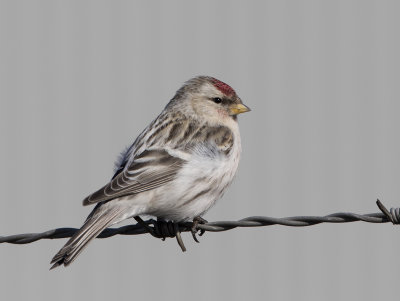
82;149;185;205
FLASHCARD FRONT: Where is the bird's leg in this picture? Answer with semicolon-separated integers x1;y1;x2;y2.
191;216;208;243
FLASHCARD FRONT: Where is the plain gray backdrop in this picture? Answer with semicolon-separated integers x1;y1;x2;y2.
1;1;399;300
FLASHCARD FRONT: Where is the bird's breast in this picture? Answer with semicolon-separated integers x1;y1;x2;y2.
149;133;241;221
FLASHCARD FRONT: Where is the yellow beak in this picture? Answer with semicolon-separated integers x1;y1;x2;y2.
229;103;251;115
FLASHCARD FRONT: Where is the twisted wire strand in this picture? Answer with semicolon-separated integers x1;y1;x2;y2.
0;200;398;246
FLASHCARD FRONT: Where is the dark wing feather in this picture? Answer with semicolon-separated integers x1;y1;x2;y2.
82;149;185;205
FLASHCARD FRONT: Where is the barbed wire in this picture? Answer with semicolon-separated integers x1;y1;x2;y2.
1;200;399;252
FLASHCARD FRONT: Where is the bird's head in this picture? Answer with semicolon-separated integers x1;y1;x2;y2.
168;76;250;126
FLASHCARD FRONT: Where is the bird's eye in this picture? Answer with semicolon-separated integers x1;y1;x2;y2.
213;97;222;104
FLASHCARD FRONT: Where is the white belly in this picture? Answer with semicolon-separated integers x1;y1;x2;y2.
146;141;241;221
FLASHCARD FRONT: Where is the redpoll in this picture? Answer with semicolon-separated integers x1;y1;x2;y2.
51;76;250;268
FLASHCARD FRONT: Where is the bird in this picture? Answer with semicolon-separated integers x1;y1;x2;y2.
50;76;250;269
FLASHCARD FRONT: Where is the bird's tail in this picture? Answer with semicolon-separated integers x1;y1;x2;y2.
50;205;125;269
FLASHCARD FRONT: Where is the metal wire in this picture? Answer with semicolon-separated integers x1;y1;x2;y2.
0;200;398;249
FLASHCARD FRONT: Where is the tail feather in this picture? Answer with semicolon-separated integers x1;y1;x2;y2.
50;208;123;269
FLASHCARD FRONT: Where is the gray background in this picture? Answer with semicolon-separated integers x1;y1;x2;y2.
1;0;399;300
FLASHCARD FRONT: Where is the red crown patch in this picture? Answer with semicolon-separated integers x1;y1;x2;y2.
211;79;235;96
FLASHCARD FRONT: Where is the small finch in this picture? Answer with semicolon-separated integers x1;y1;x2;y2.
50;76;250;268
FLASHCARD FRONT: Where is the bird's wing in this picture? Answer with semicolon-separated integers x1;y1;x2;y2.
82;148;185;205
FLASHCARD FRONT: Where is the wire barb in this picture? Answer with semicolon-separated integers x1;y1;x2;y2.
0;200;398;251
133;216;187;251
376;199;400;224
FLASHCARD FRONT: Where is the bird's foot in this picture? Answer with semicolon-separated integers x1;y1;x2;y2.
191;216;208;243
134;216;186;252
